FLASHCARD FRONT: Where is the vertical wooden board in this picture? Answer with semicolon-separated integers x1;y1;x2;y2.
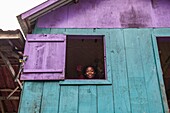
124;29;149;113
30;27;51;70
95;29;112;83
59;86;78;113
18;82;44;113
40;82;60;113
110;29;131;113
97;85;114;113
79;86;97;113
138;29;165;113
93;29;114;113
46;39;66;70
128;77;149;112
40;28;64;113
24;41;46;70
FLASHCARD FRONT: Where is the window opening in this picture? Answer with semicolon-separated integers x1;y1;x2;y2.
65;35;106;79
157;37;170;108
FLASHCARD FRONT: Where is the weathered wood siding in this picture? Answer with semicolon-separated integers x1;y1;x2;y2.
18;27;170;113
21;34;66;80
37;0;170;28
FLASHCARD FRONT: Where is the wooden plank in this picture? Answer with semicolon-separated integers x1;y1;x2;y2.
110;29;131;113
79;86;97;113
23;69;63;73
40;82;60;113
95;29;112;83
0;96;19;100
139;29;165;113
65;29;94;35
0;100;5;113
59;86;78;113
40;28;63;113
21;73;65;80
95;29;114;113
27;38;65;42
0;51;15;78
32;27;51;34
22;0;73;19
50;29;66;34
97;85;114;113
7;86;20;99
124;29;149;113
153;28;170;37
18;82;44;113
27;34;65;42
0;89;20;92
59;79;111;85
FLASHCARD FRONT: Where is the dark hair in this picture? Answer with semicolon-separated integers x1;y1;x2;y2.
82;65;98;79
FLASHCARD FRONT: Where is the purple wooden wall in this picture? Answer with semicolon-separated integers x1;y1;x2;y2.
37;0;170;28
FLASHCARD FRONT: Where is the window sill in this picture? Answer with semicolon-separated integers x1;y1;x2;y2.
59;79;112;85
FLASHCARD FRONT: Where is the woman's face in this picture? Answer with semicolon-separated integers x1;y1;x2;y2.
86;67;95;78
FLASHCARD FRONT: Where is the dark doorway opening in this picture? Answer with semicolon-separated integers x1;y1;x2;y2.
157;37;170;108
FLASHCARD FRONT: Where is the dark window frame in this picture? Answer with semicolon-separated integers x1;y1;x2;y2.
60;33;112;85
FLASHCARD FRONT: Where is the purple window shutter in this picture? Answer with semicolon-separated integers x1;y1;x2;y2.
20;34;66;80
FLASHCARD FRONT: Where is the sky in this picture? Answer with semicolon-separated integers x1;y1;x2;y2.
0;0;46;30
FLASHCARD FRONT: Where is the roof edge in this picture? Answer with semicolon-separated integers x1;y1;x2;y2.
17;0;78;36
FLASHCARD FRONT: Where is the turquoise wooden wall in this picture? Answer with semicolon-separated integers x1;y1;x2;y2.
18;28;170;113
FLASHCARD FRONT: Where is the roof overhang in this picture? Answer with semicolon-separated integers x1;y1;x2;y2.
0;29;23;39
17;0;78;36
0;29;25;51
